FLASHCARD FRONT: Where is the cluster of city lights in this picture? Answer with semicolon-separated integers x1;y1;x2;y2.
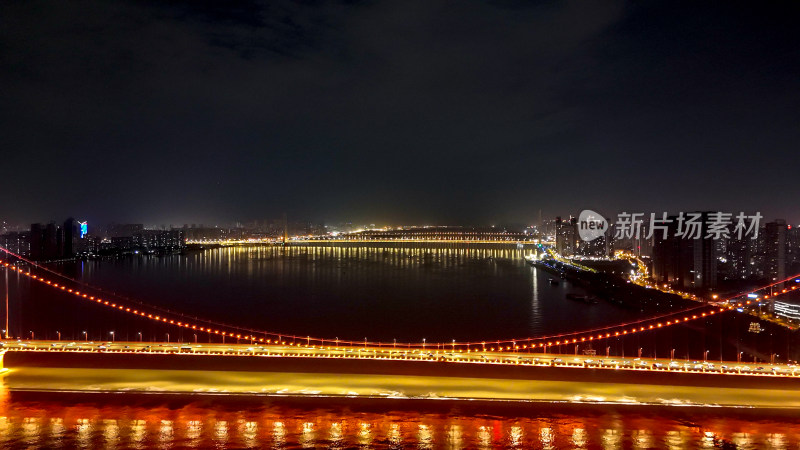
717;275;800;312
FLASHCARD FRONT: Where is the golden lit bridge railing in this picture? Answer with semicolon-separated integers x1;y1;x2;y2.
0;246;796;354
3;340;800;378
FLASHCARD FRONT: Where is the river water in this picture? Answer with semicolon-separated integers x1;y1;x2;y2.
23;245;645;343
0;392;799;448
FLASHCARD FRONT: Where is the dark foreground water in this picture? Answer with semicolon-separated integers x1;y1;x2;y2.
1;392;800;449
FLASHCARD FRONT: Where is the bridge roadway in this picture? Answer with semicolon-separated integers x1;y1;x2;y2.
2;340;797;378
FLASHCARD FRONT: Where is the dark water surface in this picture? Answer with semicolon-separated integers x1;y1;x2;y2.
27;245;647;343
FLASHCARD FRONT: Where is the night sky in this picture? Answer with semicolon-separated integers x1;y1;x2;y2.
1;1;798;226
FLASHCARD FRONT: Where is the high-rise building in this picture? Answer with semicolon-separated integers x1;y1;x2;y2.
0;231;30;257
44;222;61;260
652;212;717;290
62;217;80;258
30;222;64;261
555;217;578;256
764;219;787;285
726;235;752;279
611;219;653;258
28;218;86;260
29;223;44;260
788;225;800;276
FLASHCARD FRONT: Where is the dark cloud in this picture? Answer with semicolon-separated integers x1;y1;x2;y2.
0;0;798;226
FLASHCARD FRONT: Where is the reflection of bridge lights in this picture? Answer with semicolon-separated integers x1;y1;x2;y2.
328;422;344;443
357;422;372;446
215;421;228;444
572;428;587;448
272;421;285;446
300;422;315;447
478;426;492;447
540;427;554;447
130;420;147;444
159;420;174;443
445;424;461;447
76;418;92;447
509;426;524;447
417;424;433;447
185;420;202;441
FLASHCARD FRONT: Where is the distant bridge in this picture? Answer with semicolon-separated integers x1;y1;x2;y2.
186;227;539;246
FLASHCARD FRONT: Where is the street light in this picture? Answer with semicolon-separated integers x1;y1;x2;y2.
138;332;142;342
29;330;34;340
704;350;709;361
166;333;170;343
110;331;115;342
56;331;61;341
422;338;426;350
82;331;87;341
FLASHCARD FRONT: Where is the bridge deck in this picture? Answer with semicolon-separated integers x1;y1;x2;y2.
2;341;799;408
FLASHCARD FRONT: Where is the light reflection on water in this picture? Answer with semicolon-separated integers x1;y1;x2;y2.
0;395;799;449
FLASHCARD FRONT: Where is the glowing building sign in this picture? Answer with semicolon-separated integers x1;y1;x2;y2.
79;221;88;238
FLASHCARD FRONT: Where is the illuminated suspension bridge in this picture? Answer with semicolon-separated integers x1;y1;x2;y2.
0;246;796;359
3;244;800;410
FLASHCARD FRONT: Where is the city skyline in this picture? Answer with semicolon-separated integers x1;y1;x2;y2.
2;207;798;233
